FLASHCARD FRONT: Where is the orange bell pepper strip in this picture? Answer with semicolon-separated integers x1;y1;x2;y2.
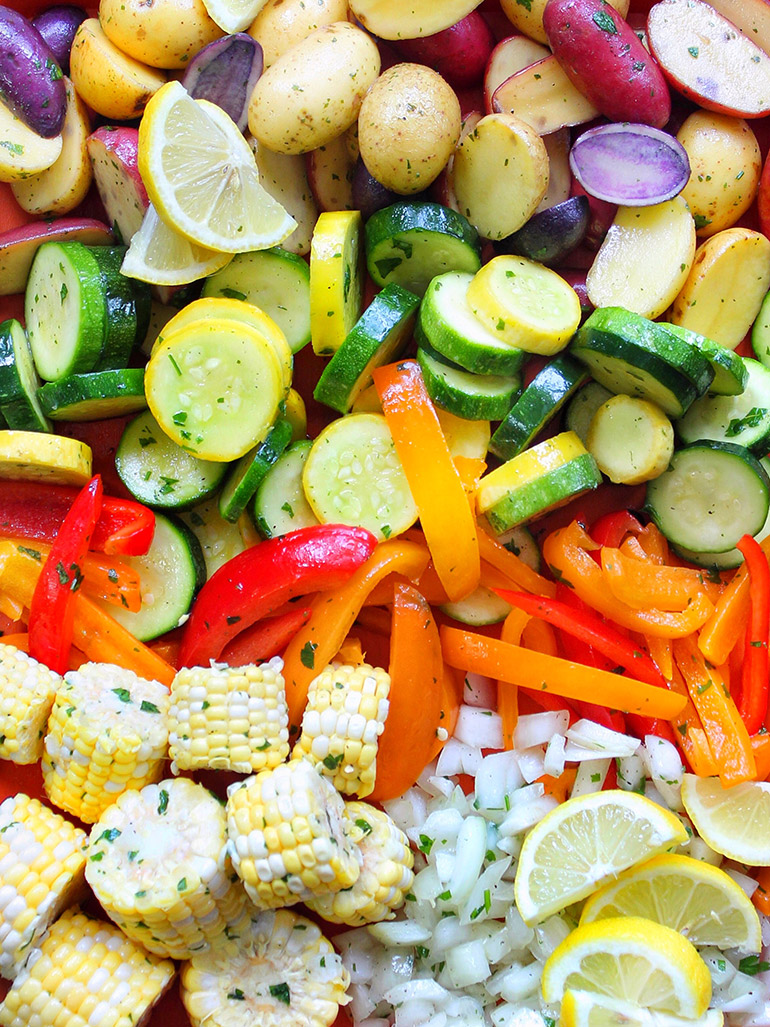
666;661;718;777
636;522;670;564
369;582;444;802
673;636;756;786
441;626;687;719
697;540;770;666
0;592;23;620
751;731;770;781
373;360;479;602
601;547;706;612
543;521;714;638
752;866;770;916
477;526;556;598
282;540;430;731
498;607;529;749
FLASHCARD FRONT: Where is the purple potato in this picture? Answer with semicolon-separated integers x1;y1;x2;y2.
352;159;400;221
494;195;590;266
0;5;66;138
569;122;691;206
182;34;262;133
32;5;86;75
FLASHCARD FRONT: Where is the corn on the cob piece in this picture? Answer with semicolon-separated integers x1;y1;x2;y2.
42;662;169;824
290;663;390;798
226;760;360;909
168;658;289;774
180;907;350;1027
306;802;414;926
85;777;247;959
0;907;175;1027
0;644;60;765
0;794;88;979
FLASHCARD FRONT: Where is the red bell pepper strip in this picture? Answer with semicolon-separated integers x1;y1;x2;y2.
28;475;103;674
177;525;378;668
590;510;643;548
220;607;312;666
493;587;668;690
0;481;155;556
736;534;770;734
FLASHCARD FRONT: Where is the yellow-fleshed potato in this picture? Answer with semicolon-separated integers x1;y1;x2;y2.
0;101;62;184
670;227;770;350
492;54;598;136
70;19;167;121
586;395;674;485
452;113;549;240
500;0;629;44
12;79;92;215
248;0;349;68
249;139;319;255
349;0;483;39
99;0;223;68
677;112;761;238
248;22;380;155
358;63;461;195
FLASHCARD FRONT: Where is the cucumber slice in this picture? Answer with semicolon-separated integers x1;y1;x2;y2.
441;585;513;626
218;418;293;523
116;410;228;510
252;440;319;539
302;412;418;541
25;240;106;381
314;283;419;414
180;498;249;578
571;306;714;417
88;246;150;370
646;441;770;553
0;318;50;432
38;368;148;421
564;381;613;445
490;354;589;460
675;357;770;454
417;336;520;421
96;512;206;641
420;271;527;376
660;322;747;396
310;210;364;356
202;247;311;354
365;201;481;297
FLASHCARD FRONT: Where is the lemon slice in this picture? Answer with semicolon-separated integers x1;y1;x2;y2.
579;852;762;952
121;205;232;286
542;917;712;1019
309;210;364;355
138;82;296;253
201;0;268;32
560;990;724;1027
681;773;770;865
514;789;688;925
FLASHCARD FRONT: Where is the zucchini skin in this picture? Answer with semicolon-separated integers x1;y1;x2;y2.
0;6;67;137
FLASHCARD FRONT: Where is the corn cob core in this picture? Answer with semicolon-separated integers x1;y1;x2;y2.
291;663;390;797
0;907;175;1027
0;644;60;765
0;794;88;979
306;802;414;926
226;759;361;909
180;908;350;1027
168;658;289;774
85;778;247;960
42;663;169;824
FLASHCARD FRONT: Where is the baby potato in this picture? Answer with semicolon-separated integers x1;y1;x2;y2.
358;63;461;195
248;22;380;155
99;0;223;68
248;0;349;68
677;111;761;237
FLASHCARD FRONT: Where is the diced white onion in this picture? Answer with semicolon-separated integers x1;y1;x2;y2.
474;751;524;817
641;734;684;811
570;757;611;797
454;705;504;749
513;710;570;749
487;961;541;1002
445;939;490;988
458;856;513;926
447;815;487;904
515;746;546;783
367;921;433;947
725;867;759;898
499;795;558;836
616;753;645;792
385;977;450;1005
543;733;566;778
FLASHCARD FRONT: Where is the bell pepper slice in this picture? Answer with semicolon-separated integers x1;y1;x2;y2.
590;510;643;548
220;607;312;667
282;539;430;731
666;662;718;777
601;546;706;612
373;359;479;602
735;534;770;734
477;526;556;598
441;626;687;719
178;524;378;669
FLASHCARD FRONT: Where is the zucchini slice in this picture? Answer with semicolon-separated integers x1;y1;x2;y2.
675;357;770;454
0;429;92;485
218;418;293;523
417;335;520;421
0;318;50;432
251;440;319;539
310;210;364;355
660;321;747;396
38;368;148;421
564;381;613;445
89;245;151;371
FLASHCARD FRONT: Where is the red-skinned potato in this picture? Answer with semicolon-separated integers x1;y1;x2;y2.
483;34;549;113
0;216;112;294
757;149;770;241
0;5;67;138
543;0;670;128
31;5;86;75
86;126;148;245
393;12;495;89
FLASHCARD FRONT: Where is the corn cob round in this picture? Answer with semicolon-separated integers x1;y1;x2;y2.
168;658;289;774
42;662;169;824
226;759;361;909
0;907;175;1027
85;778;248;960
0;644;60;765
0;794;88;979
306;802;414;926
290;663;390;798
180;907;350;1027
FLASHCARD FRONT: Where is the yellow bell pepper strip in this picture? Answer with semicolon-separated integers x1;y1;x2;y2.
373;360;479;602
0;593;23;621
601;547;706;612
441;626;687;719
673;635;756;786
543;520;714;638
282;539;430;732
736;534;770;734
498;608;529;749
477;525;557;598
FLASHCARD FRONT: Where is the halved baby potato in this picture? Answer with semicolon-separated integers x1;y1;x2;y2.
492;55;599;136
0;101;62;184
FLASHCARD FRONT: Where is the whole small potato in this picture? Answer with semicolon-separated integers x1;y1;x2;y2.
248;0;349;68
248;22;380;155
677;111;761;238
99;0;223;68
358;63;461;195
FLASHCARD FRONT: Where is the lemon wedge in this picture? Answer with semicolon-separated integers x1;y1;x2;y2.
138;82;296;253
579;852;762;953
201;0;267;32
121;205;231;286
560;990;723;1027
542;917;712;1019
681;773;770;865
513;789;688;925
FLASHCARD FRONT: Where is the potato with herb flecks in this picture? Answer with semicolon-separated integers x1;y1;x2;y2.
98;0;223;69
248;0;349;68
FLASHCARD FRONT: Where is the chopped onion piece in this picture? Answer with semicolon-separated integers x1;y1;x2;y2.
515;746;546;783
444;994;486;1026
436;738;483;778
447;815;488;904
384;788;428;836
474;751;524;817
445;939;490;988
431;914;476;957
570;757;611;797
543;733;566;778
487;961;541;1002
725;868;759;899
384;977;451;1005
616;752;645;792
412;864;442;903
368;921;434;947
490;1004;548;1027
454;705;504;749
641;734;684;811
506;906;535;949
458;854;513;925
514;710;570;749
499;794;558;836
566;719;640;756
